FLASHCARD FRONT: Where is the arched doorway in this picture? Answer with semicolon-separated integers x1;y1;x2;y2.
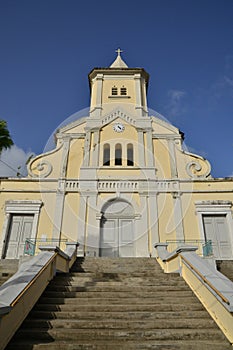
99;199;135;257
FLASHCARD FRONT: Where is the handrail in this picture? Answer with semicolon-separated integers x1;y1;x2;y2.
154;242;233;344
181;254;230;305
0;242;79;350
11;252;58;307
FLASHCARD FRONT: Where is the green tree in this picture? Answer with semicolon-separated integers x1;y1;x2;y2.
0;120;13;154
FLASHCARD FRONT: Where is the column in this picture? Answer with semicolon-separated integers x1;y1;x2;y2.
137;130;145;167
52;180;66;243
77;194;88;256
86;193;99;256
134;74;142;117
147;193;159;256
94;74;103;117
146;130;154;167
136;194;149;256
83;131;91;167
92;130;100;167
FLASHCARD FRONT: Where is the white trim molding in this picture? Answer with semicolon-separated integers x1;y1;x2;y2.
1;200;43;259
195;200;233;259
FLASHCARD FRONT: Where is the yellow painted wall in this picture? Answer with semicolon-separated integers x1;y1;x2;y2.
66;139;85;178
102;79;136;106
153;139;171;178
157;193;177;242
61;193;80;241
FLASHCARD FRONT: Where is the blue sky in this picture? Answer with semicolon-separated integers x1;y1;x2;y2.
0;0;232;177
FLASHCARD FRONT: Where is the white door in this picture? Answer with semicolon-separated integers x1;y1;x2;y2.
119;219;134;257
203;215;232;259
4;215;34;259
100;219;118;257
100;218;134;257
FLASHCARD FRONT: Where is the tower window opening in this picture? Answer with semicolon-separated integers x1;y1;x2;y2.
103;144;110;166
115;144;122;166
120;86;127;96
111;86;118;96
127;143;134;166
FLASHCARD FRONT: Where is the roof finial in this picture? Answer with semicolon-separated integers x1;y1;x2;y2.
110;48;128;68
116;48;123;57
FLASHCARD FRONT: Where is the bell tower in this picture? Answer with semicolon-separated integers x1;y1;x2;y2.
88;49;149;118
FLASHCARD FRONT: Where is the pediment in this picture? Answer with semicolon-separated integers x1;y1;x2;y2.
101;108;137;128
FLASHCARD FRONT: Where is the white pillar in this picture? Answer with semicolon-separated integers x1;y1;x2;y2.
86;193;99;256
147;193;159;256
92;130;100;167
168;139;178;178
93;74;103;117
138;130;145;167
146;130;154;167
52;180;66;243
77;194;88;256
134;74;143;117
83;131;91;166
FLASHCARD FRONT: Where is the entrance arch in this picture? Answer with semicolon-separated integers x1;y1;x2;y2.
99;199;135;257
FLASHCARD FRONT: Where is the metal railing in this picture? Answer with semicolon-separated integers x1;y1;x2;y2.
166;239;213;257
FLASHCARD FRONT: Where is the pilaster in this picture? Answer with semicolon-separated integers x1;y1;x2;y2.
52;180;66;242
91;130;100;167
168;139;178;178
172;192;184;241
137;130;145;167
83;131;91;167
146;130;154;167
134;74;143;117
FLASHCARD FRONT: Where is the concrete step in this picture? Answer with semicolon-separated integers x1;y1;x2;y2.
9;328;227;342
28;310;210;320
33;303;205;312
5;257;231;349
21;318;217;330
6;339;233;350
43;285;193;293
48;277;187;286
38;296;198;305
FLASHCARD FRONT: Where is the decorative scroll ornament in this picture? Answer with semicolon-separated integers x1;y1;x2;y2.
186;161;210;179
28;160;53;178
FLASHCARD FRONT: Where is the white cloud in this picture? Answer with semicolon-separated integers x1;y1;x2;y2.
165;89;187;118
224;75;233;88
0;145;34;177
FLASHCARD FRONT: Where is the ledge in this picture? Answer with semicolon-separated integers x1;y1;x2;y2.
0;251;54;313
108;95;131;99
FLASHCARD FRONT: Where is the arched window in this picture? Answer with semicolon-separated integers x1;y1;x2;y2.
127;143;134;166
111;86;118;96
115;144;122;165
103;144;110;166
120;86;127;96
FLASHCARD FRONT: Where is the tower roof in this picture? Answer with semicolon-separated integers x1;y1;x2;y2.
110;48;128;68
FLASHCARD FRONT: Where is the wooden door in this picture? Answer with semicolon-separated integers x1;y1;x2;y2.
203;215;231;259
4;215;34;258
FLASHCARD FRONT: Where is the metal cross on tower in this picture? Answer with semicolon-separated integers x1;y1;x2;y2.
115;48;123;56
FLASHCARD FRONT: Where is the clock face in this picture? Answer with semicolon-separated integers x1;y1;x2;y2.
113;123;125;133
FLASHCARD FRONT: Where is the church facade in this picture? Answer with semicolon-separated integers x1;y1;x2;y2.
0;52;233;260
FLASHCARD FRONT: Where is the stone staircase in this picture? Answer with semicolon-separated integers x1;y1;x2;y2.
6;257;231;349
0;259;18;286
217;260;233;282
